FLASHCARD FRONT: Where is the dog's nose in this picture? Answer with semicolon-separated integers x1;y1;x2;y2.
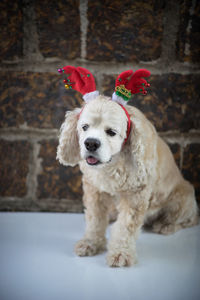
84;138;101;152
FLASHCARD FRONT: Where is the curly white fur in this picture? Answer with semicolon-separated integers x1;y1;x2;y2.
57;95;199;267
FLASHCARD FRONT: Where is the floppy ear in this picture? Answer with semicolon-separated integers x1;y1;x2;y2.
57;108;81;166
126;106;157;187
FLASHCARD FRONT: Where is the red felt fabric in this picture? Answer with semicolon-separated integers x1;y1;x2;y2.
62;66;96;95
115;69;151;95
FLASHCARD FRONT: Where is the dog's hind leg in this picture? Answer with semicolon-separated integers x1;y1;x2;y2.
75;178;110;256
152;180;199;235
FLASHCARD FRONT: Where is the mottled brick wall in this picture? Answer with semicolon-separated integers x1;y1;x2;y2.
0;0;199;212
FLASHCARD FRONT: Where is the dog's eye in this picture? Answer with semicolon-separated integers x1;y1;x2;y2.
106;129;116;136
82;124;89;131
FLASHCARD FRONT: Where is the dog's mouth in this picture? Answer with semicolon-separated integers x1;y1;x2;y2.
86;156;101;166
86;155;113;166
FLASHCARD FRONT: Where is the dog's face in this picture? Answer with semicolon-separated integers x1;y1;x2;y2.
77;97;128;167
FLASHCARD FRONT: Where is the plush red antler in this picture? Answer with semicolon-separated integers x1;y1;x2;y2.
113;69;151;105
58;66;97;95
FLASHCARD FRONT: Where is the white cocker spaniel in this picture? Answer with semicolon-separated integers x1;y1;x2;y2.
57;66;199;267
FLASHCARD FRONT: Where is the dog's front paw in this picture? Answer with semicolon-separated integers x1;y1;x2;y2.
106;250;137;267
75;238;106;257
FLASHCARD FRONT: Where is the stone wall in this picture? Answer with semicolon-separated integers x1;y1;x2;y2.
0;0;199;212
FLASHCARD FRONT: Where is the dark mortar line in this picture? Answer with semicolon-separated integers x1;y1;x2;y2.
0;60;199;75
0;128;200;137
22;0;43;61
26;141;42;201
160;131;200;140
0;197;84;213
0;128;59;142
0;128;200;146
79;0;88;60
160;0;180;67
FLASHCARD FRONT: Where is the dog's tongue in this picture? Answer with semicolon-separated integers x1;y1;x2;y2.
86;156;98;165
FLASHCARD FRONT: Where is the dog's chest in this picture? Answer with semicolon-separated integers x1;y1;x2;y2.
81;163;131;195
93;170;124;195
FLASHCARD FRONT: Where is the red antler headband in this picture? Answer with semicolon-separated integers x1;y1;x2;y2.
57;66;99;102
57;66;151;144
58;66;150;105
112;69;151;106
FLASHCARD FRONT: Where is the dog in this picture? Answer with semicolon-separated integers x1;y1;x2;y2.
57;67;199;267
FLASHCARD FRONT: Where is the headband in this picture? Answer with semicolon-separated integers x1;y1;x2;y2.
57;66;150;144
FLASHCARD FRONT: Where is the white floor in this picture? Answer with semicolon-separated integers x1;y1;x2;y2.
0;213;200;300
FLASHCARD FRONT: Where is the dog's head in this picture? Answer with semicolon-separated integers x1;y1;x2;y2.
57;66;151;168
77;96;128;166
57;96;129;167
